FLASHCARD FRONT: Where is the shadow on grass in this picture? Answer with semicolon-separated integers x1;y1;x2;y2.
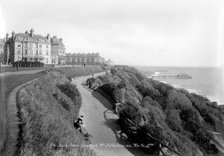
91;90;148;156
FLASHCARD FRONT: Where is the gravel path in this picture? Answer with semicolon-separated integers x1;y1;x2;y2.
72;73;148;156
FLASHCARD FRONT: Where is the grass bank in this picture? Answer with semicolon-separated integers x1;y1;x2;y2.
0;66;51;73
56;66;110;78
0;66;109;155
16;69;96;156
0;71;46;154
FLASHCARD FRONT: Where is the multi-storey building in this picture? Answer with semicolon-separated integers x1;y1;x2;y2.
0;38;5;64
51;36;65;65
0;38;4;54
4;29;51;64
65;52;106;65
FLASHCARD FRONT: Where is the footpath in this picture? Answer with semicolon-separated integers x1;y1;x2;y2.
72;73;148;156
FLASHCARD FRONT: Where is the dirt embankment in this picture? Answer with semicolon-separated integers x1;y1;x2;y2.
90;66;224;156
16;70;96;156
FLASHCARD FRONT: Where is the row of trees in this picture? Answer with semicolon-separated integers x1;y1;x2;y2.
12;61;44;67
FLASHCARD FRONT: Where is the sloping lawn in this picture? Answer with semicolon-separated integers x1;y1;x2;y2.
0;71;46;154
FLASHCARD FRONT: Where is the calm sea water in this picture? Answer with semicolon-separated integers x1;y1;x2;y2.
135;66;224;105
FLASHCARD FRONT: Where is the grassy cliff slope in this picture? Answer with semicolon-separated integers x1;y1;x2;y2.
0;71;46;154
17;70;95;156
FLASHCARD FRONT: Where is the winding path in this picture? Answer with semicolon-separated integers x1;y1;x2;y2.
72;73;148;156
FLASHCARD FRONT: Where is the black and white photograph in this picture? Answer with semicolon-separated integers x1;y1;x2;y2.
0;0;224;156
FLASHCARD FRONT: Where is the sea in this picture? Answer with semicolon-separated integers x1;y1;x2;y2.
135;66;224;105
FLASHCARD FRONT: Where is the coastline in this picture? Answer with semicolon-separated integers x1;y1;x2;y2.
149;77;224;105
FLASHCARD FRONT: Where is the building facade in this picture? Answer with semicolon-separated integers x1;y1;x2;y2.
65;53;106;65
0;38;4;54
51;36;66;65
4;29;51;64
0;38;5;64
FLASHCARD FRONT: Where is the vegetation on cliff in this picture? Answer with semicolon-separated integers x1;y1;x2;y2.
92;66;224;156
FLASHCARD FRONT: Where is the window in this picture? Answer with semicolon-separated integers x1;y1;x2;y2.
30;50;33;55
17;50;20;54
39;44;42;48
46;45;48;48
46;58;48;63
36;50;38;55
17;44;21;47
25;49;28;55
46;50;48;55
39;50;42;55
36;43;38;48
52;58;55;64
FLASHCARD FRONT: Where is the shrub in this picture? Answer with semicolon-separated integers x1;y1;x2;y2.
166;89;192;110
58;83;82;110
180;108;218;153
97;83;117;102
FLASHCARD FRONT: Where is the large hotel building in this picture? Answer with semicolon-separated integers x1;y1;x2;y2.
3;29;65;65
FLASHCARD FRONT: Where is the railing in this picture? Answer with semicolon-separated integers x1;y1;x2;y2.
123;117;181;156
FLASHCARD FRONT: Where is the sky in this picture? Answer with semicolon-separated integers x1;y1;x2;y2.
0;0;224;67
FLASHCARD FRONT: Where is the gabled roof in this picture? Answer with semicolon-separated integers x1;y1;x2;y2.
14;33;47;40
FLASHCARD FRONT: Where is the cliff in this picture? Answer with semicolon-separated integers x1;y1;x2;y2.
90;66;224;156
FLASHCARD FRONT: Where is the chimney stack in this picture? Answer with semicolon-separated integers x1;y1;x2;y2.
47;33;50;39
12;31;15;38
6;33;9;40
30;28;34;37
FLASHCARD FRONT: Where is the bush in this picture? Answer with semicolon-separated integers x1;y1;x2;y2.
97;83;117;102
180;108;218;153
166;89;192;110
166;109;183;133
58;83;82;110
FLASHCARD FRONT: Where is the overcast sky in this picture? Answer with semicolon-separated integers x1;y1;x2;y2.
0;0;224;67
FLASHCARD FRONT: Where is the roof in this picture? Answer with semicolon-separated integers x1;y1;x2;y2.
51;37;64;46
14;33;47;41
